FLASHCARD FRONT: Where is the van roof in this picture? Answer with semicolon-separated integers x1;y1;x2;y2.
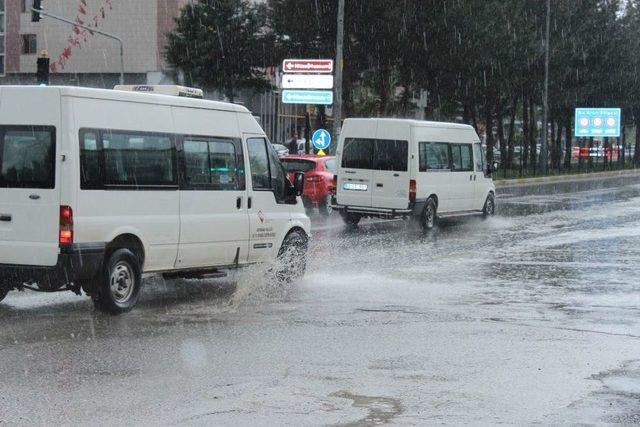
0;85;251;114
344;117;475;130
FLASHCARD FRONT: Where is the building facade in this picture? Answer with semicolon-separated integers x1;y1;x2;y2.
0;0;188;87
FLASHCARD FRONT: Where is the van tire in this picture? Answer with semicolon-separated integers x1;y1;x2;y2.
319;194;333;216
92;248;142;314
341;212;361;227
0;287;8;303
275;230;308;283
420;198;437;230
483;194;496;217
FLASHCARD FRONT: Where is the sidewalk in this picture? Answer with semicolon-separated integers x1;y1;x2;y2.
494;168;640;188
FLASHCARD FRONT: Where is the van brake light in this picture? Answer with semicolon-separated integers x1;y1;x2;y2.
409;180;417;203
59;205;73;245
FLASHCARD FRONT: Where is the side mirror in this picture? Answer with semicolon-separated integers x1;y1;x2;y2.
294;171;305;196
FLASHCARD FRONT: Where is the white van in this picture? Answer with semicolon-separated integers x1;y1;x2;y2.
333;118;496;228
0;86;310;313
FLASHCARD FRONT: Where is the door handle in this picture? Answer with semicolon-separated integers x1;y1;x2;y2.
376;183;383;188
469;175;473;181
0;214;11;222
393;173;400;177
29;194;40;200
236;196;242;209
248;197;252;209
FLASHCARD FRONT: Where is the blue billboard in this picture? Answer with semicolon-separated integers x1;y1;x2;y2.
574;108;621;138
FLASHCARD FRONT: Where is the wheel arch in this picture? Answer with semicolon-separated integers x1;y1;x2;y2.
105;233;146;269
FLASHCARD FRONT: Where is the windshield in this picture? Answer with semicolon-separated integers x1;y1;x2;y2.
0;126;55;189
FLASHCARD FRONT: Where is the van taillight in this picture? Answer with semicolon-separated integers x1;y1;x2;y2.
409;180;417;203
59;205;73;245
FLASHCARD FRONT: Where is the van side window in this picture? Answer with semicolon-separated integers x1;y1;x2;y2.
268;143;287;201
247;137;271;189
419;142;450;171
80;130;102;189
373;139;408;171
451;144;473;172
342;138;373;169
102;131;176;187
183;137;245;191
473;143;485;172
248;137;289;203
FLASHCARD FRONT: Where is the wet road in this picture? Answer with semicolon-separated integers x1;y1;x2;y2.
2;175;640;425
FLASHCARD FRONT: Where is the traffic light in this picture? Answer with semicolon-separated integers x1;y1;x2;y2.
36;52;49;86
32;0;43;22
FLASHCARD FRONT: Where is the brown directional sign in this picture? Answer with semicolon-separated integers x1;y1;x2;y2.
282;59;334;74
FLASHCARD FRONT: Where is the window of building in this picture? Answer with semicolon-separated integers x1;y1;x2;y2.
22;34;37;55
419;142;450;171
0;0;5;75
22;0;34;13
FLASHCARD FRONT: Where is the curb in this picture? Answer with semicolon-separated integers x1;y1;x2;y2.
494;168;640;188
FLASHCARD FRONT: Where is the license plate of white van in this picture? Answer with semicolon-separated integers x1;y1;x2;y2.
343;182;368;191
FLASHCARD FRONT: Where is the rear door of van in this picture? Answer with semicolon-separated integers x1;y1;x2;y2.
372;122;411;209
0;88;61;267
336;120;376;208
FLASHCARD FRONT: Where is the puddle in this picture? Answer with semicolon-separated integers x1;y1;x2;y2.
330;390;403;426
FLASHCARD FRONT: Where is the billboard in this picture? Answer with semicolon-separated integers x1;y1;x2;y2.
574;108;621;138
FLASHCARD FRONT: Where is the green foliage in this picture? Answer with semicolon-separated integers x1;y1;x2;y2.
165;0;273;101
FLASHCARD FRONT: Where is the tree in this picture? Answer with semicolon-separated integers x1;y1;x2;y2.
165;0;273;101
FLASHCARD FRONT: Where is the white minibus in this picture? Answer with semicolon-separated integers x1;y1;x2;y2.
0;86;310;313
333;118;496;228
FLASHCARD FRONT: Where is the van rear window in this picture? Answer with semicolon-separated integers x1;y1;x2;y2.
342;138;373;169
281;159;316;173
342;138;408;171
0;126;55;189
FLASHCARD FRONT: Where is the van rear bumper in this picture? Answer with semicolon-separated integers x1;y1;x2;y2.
0;243;105;290
332;199;426;218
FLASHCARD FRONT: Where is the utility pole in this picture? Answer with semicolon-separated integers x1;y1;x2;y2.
540;0;551;175
31;6;125;85
332;0;345;146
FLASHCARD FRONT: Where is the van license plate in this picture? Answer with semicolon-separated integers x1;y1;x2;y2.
343;182;368;191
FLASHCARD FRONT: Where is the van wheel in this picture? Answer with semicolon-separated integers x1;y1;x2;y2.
341;212;361;227
92;248;142;314
420;198;437;230
483;194;496;217
0;287;8;303
319;194;333;216
275;230;308;283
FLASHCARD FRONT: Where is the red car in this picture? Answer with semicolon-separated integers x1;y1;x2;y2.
281;155;336;215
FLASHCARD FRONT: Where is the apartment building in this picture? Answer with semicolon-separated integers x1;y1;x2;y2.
0;0;188;87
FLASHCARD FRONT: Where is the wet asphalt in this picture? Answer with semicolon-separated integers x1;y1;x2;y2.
1;174;640;425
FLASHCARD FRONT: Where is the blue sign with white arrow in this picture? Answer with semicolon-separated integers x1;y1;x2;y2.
312;129;331;150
